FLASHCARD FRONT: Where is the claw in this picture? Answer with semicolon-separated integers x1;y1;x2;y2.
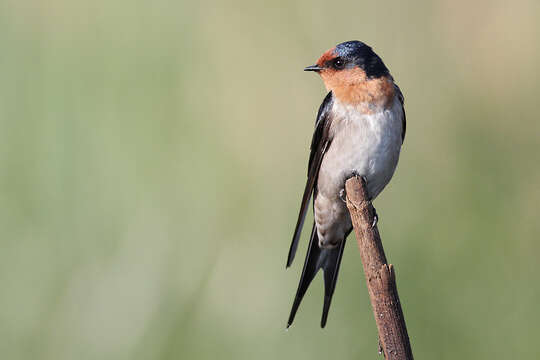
349;170;362;180
339;189;347;203
371;207;378;228
348;172;378;227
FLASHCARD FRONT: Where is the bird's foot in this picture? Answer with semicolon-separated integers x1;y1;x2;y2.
349;172;378;227
372;206;378;228
349;170;364;183
347;172;378;227
342;172;366;203
339;189;347;203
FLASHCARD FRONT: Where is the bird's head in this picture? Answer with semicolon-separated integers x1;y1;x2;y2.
305;41;395;108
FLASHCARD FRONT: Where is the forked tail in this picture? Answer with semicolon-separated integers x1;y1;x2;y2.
287;223;346;328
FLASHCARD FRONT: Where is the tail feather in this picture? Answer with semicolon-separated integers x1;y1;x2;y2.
320;243;346;327
287;223;347;328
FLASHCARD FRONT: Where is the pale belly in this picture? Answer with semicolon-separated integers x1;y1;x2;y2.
314;99;403;247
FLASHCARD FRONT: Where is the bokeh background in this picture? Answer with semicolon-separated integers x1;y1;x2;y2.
1;0;540;359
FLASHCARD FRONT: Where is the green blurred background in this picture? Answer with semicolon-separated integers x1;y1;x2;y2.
1;0;539;359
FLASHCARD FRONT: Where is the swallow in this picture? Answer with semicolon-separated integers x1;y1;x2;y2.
286;40;406;328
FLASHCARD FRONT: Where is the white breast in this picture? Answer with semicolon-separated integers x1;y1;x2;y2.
314;97;403;247
319;96;403;199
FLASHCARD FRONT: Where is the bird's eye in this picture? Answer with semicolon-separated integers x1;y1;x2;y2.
333;58;345;70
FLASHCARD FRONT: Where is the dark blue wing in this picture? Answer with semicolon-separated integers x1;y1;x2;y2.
286;92;334;268
394;83;406;143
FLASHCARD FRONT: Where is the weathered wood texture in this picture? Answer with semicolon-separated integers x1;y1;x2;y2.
345;176;413;360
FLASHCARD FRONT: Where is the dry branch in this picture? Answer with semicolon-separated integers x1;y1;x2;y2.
345;176;413;360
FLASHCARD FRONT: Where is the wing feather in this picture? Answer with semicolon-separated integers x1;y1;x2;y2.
394;83;406;143
286;92;334;267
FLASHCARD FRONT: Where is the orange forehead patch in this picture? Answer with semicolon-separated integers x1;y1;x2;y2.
316;47;337;67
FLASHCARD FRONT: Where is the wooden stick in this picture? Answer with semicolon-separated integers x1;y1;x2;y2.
345;176;413;360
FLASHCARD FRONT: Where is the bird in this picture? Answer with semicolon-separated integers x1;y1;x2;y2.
286;40;406;328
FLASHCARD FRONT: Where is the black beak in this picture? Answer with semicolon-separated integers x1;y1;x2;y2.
304;65;323;72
